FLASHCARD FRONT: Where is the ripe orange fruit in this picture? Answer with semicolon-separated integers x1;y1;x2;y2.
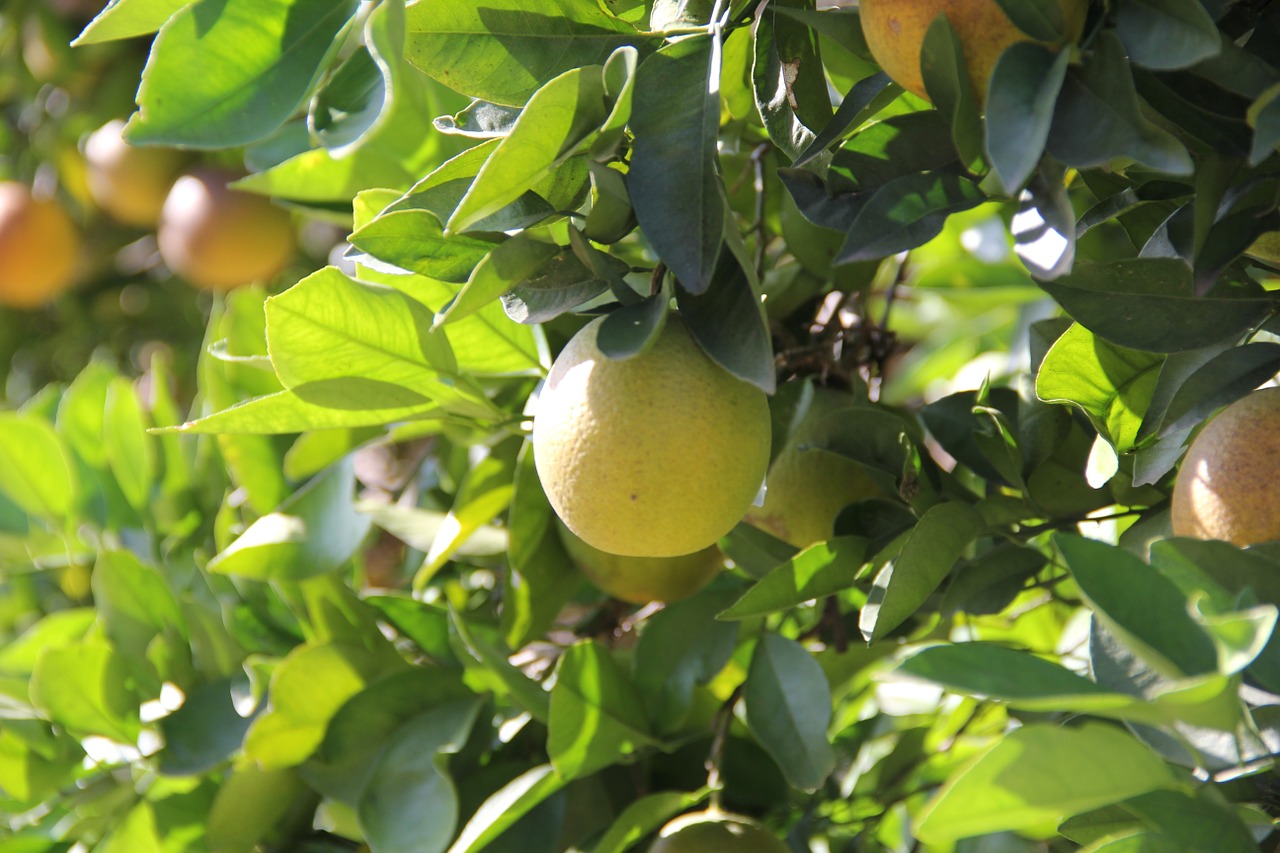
84;120;184;228
0;182;82;309
157;169;296;291
859;0;1087;103
1171;388;1280;547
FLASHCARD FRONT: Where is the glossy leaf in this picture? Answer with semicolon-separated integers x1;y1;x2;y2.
405;0;644;106
1115;0;1220;71
720;536;867;620
125;0;359;147
676;252;775;393
860;502;983;643
743;633;836;792
73;0;189;44
986;44;1070;193
208;458;371;580
548;641;654;779
447;765;567;853
629;37;723;294
1035;323;1163;453
914;723;1178;844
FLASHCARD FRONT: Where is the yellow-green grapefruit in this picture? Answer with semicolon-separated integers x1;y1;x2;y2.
533;315;771;558
647;810;787;853
745;388;884;548
1171;388;1280;547
558;522;724;604
157;169;296;291
859;0;1087;103
0;182;81;309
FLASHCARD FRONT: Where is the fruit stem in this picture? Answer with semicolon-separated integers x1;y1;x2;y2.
705;683;744;810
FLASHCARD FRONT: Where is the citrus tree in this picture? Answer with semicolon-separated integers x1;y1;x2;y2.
5;0;1280;850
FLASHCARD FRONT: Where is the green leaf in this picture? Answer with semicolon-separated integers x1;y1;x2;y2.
1114;0;1220;71
1045;32;1193;175
548;641;654;780
743;633;835;792
835;170;986;264
206;765;316;852
913;723;1178;844
676;252;775;393
1142;342;1280;439
920;14;982;169
446;66;608;233
405;0;645;106
1038;259;1273;354
436;238;560;327
595;289;670;359
418;453;516;584
158;679;256;777
752;1;827;162
266;268;501;419
719;536;868;620
358;699;482;853
125;0;360;148
502;441;578;649
243;642;393;769
450;611;550;723
103;377;155;514
632;588;739;734
29;643;141;743
986;44;1070;193
208;458;372;581
1035;323;1163;453
895;643;1176;726
592;790;709;853
500;248;618;325
629;37;724;294
175;389;443;435
992;0;1067;41
55;360;115;470
348;210;496;283
92;550;183;667
73;0;188;45
1056;534;1218;678
447;765;567;853
859;502;983;643
0;413;78;522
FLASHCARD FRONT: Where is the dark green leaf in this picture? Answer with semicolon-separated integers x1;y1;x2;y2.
919;14;982;168
752;0;830;162
1115;0;1220;71
1147;342;1280;438
676;253;775;393
596;290;669;360
448;765;567;853
436;238;560;327
836;170;986;263
859;502;983;643
629;37;724;294
1056;534;1218;677
985;44;1070;193
159;679;257;776
743;633;835;792
1038;259;1273;353
992;0;1066;41
719;536;867;620
1045;32;1193;175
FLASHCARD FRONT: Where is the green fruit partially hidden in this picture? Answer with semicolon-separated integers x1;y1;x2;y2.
1172;387;1280;547
745;388;884;548
533;315;771;558
648;810;787;853
558;522;723;604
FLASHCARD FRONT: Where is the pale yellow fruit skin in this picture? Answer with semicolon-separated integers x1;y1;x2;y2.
0;182;81;309
1172;387;1280;547
859;0;1088;103
745;389;883;548
84;120;184;228
648;810;788;853
158;169;296;291
533;315;771;558
558;522;724;604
